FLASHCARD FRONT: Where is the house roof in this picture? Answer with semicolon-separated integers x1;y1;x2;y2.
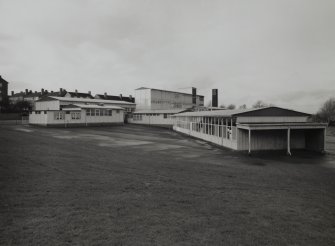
66;91;94;99
62;104;124;110
135;87;204;97
10;92;26;97
172;107;311;118
95;94;135;103
36;96;136;105
0;76;8;84
44;90;67;97
133;109;187;114
24;92;42;98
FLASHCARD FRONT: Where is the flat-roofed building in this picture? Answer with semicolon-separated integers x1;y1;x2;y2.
172;107;327;154
29;96;135;127
135;87;204;110
130;87;204;127
129;109;187;127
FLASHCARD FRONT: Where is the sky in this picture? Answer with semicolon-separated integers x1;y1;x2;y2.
0;0;334;113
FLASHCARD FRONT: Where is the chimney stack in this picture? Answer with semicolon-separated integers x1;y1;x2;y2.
25;89;28;95
212;89;218;108
29;90;32;94
11;91;14;96
119;94;122;99
104;92;107;98
88;91;91;95
75;89;78;93
192;87;197;105
60;88;63;93
41;88;45;94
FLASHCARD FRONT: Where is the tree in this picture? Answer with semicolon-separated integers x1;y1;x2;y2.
252;100;269;108
219;104;226;109
6;100;32;113
239;104;247;109
227;104;236;110
317;98;335;123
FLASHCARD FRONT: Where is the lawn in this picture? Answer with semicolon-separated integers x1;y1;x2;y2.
0;124;335;245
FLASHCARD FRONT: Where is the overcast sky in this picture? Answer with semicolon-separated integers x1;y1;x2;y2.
0;0;334;113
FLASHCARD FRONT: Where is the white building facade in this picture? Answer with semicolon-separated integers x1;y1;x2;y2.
128;109;186;127
29;96;134;127
129;87;204;127
173;107;327;154
134;87;204;110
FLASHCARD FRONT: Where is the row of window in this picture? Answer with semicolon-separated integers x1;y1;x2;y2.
71;112;81;120
33;111;47;114
52;109;120;120
54;112;65;120
86;109;114;116
132;113;172;121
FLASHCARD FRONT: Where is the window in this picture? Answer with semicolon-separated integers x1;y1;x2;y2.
71;112;81;120
116;109;120;114
86;109;91;116
108;110;112;116
95;109;100;116
36;111;41;114
91;109;95;116
54;111;65;120
44;111;47;114
164;113;168;119
133;114;143;121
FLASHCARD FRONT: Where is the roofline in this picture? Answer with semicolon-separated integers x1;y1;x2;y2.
135;87;204;97
172;106;311;117
36;96;136;105
233;106;311;117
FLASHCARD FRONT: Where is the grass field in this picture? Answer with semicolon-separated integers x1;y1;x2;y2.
0;124;335;245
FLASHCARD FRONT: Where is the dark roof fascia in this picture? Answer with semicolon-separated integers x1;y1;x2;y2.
232;107;311;117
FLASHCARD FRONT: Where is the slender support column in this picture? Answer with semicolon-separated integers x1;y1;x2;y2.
230;118;233;141
323;128;326;153
248;129;251;155
226;118;228;139
287;128;291;156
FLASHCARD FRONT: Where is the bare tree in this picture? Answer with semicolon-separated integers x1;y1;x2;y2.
252;100;269;108
239;104;247;109
219;104;226;109
227;104;236;110
317;97;335;123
